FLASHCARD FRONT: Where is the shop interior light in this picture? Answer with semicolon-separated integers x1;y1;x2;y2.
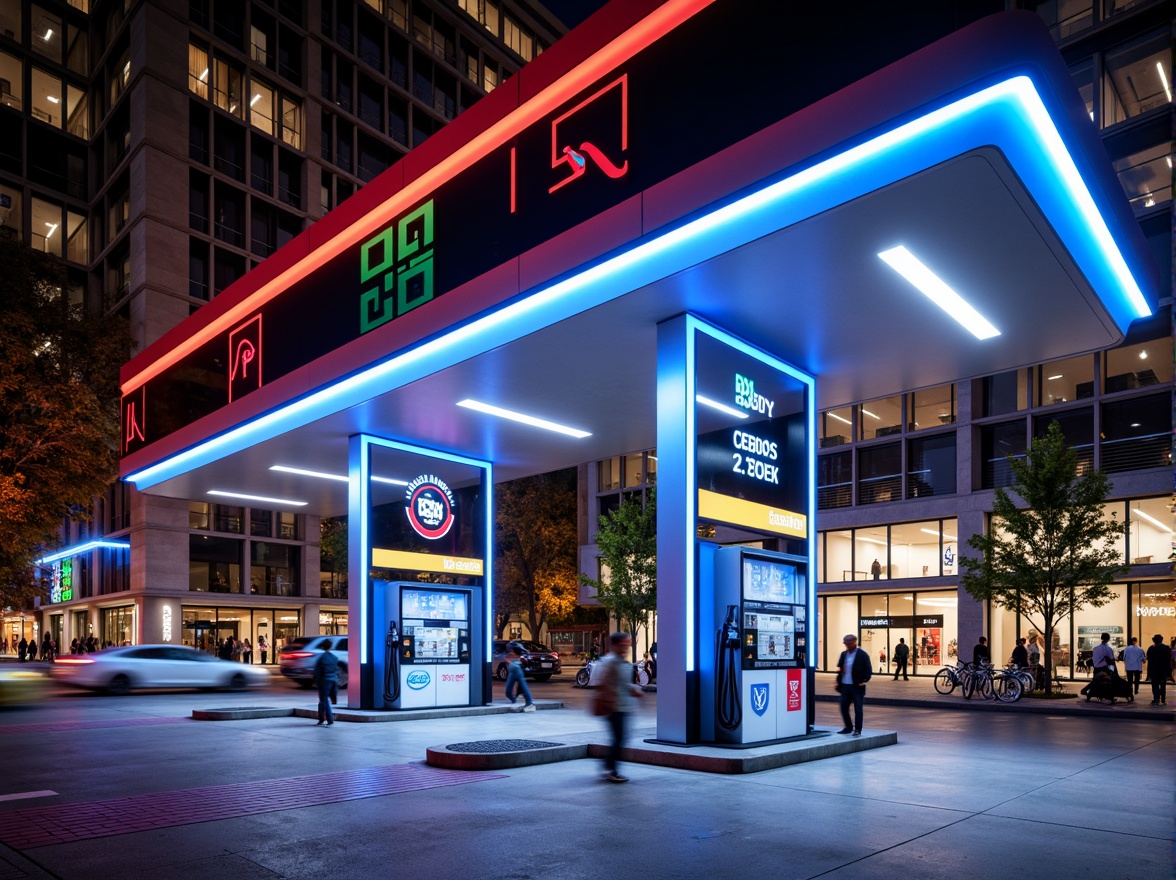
250;93;262;106
208;489;307;506
44;222;57;238
199;68;208;81
43;28;52;40
695;395;749;419
920;527;957;540
1157;63;1172;102
856;535;887;545
827;412;851;425
861;408;880;419
46;95;59;104
1131;507;1172;533
877;246;1000;339
456;399;591;438
1047;374;1063;380
919;597;958;606
1138;350;1147;359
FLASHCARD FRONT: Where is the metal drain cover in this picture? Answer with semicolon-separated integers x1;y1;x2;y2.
444;739;564;753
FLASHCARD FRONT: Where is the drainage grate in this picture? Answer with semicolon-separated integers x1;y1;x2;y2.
445;739;564;753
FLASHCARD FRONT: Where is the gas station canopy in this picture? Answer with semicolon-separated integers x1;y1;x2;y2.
119;2;1158;515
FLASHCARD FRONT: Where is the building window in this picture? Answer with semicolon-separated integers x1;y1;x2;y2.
278;512;296;539
817;450;851;510
213;57;243;117
251;542;299;596
280;96;301;148
853;526;888;582
819;406;852;448
1100;393;1170;473
981;369;1026;416
907;432;956;498
30;66;62;127
1030;0;1093;40
188;43;209;99
250;509;273;537
857;442;901;504
1070;60;1095;122
189;534;243;592
502;14;532;60
1033;407;1093;473
30;6;62;63
101;606;135;647
1104;336;1171;393
1102;30;1171;127
213;504;243;533
858;395;902;441
30;197;62;256
1038;354;1093;405
0;49;23;112
979;419;1026;489
1113;144;1172;212
249;77;275;136
909;383;955;431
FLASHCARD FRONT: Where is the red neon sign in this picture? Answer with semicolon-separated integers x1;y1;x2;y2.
548;74;630;194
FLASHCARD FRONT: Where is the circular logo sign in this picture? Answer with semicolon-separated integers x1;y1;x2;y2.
406;670;431;690
405;475;456;540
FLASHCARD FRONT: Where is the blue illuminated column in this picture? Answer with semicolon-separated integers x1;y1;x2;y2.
347;433;493;711
656;315;816;745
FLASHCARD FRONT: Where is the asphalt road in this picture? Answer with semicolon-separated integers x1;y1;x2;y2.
0;673;1170;879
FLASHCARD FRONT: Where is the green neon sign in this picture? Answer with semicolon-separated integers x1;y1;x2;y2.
360;200;435;334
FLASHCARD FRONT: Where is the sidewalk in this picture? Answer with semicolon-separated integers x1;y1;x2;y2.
814;670;1175;720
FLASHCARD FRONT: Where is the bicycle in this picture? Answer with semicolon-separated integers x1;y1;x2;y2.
933;662;969;695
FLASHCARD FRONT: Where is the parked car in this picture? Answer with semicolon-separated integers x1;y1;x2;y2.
278;635;348;688
491;640;562;681
52;645;270;695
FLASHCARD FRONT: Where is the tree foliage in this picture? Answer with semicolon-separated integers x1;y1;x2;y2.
960;421;1126;693
0;230;131;607
494;469;579;639
579;486;657;660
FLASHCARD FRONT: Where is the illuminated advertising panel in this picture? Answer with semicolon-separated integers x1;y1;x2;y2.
694;330;809;539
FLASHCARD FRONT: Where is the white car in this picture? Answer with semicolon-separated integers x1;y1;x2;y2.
53;645;271;695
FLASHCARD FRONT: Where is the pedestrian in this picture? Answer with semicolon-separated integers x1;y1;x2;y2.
1122;637;1145;696
1011;637;1029;670
972;636;991;667
17;637;27;662
835;633;872;736
242;638;252;664
1091;632;1118;677
258;635;268;665
26;638;36;661
219;636;234;661
892;638;910;680
312;646;339;725
870;558;882;580
41;634;53;663
1145;634;1172;706
595;631;643;782
503;643;535;712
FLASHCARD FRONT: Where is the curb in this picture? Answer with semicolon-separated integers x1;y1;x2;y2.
193;700;564;722
813;692;1172;721
427;741;588;770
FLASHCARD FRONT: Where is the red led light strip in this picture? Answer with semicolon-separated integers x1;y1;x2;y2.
121;0;716;395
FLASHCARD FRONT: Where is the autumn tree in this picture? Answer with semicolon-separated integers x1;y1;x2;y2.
960;421;1126;694
494;469;579;640
0;229;131;606
320;516;348;597
579;486;657;661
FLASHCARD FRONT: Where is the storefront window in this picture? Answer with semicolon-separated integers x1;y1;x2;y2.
101;605;135;648
1127;498;1170;564
916;591;956;667
858;395;902;441
1026;612;1073;678
824;530;852;583
1131;582;1175;645
889;520;951;578
853;527;888;582
824;594;858;669
1074;585;1127;671
319;611;347;634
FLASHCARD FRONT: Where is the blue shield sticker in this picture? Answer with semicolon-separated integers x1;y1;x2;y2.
751;683;770;716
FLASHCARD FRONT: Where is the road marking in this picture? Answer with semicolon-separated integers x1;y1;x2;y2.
0;791;56;803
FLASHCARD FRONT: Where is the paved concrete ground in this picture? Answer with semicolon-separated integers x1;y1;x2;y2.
0;677;1169;879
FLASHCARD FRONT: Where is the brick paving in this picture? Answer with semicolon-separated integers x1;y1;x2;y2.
0;717;192;736
0;763;504;850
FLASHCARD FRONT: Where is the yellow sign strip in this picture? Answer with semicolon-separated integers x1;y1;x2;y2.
372;548;485;577
697;489;807;538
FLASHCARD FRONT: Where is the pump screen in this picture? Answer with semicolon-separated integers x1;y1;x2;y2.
742;558;798;604
402;589;468;621
755;615;794;661
410;625;461;659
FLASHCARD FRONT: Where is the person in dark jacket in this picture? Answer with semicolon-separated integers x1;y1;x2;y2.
835;634;873;736
313;648;339;725
892;638;910;681
1145;634;1172;706
972;636;991;667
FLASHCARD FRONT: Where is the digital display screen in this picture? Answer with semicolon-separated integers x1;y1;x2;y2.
742;558;799;604
401;589;468;622
755;615;794;662
408;626;461;660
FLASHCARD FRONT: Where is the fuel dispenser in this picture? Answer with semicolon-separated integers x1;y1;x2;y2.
370;581;486;709
703;546;810;744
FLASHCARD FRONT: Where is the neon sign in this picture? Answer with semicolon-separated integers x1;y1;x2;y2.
547;74;629;195
359;200;435;334
404;474;457;540
228;315;262;402
49;559;73;604
162;605;173;641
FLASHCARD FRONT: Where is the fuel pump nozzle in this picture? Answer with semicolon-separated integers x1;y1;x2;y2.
716;605;742;730
383;620;401;705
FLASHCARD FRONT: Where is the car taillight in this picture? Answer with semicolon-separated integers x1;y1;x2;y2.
284;651;314;659
551;652;559;658
56;657;94;665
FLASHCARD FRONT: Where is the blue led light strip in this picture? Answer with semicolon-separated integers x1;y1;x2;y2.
126;75;1149;490
35;540;131;567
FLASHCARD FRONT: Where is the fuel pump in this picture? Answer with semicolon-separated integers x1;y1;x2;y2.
383;620;400;705
716;604;741;730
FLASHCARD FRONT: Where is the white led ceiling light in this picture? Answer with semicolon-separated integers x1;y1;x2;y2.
208;489;307;506
1131;507;1172;534
456;399;591;438
878;246;1000;340
269;464;407;485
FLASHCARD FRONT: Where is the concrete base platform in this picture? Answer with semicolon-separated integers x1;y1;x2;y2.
426;726;896;774
193;700;564;722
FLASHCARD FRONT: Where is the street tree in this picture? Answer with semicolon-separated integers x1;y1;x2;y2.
960;421;1126;694
0;229;131;607
494;469;579;640
579;486;657;660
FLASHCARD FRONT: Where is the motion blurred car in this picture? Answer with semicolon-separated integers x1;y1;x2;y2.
491;640;562;681
52;645;270;695
0;667;48;705
278;635;349;688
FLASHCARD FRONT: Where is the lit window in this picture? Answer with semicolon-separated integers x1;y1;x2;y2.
280;96;301;149
250;78;275;136
189;44;209;99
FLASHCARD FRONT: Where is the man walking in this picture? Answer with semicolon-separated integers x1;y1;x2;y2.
892;637;910;680
836;633;872;736
597;632;643;782
313;647;339;726
1145;634;1172;706
1122;637;1145;696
